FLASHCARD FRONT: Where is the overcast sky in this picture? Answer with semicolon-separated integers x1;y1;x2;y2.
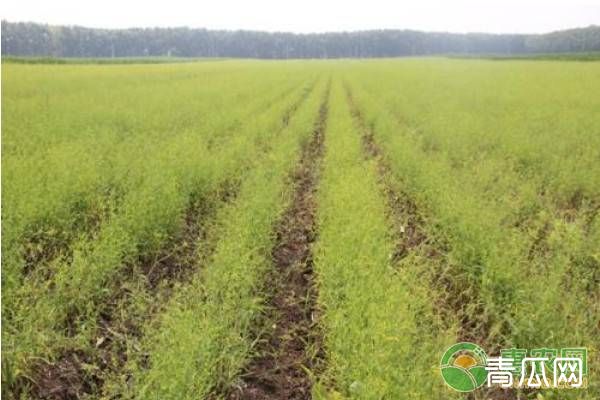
2;0;600;34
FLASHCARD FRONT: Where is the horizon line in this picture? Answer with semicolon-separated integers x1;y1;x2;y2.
3;19;598;37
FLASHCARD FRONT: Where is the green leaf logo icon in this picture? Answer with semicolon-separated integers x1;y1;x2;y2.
440;342;488;392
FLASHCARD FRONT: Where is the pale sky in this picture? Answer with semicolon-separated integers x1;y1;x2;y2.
2;0;600;34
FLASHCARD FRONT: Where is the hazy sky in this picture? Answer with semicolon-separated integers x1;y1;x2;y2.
3;0;600;33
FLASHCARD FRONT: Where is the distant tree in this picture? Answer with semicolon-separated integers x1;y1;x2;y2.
2;21;599;58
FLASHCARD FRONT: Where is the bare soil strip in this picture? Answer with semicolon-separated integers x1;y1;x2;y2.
344;86;490;339
344;87;518;400
226;88;329;400
22;187;120;279
25;85;319;400
28;182;239;400
344;86;429;265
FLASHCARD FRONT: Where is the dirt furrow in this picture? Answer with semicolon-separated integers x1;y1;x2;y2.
344;86;520;400
226;87;329;400
344;86;491;339
26;182;239;400
21;81;323;400
21;186;121;280
344;86;431;265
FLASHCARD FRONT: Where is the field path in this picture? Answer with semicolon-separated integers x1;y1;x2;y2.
227;85;330;400
23;82;319;400
345;85;429;265
344;84;520;400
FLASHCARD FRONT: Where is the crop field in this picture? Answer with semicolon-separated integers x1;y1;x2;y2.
2;59;599;399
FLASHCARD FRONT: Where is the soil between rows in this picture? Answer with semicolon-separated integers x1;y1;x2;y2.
23;83;321;400
226;87;329;400
344;86;519;400
28;183;238;400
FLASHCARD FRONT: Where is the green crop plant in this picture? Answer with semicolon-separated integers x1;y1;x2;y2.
124;79;327;400
2;59;598;399
343;59;600;398
2;61;319;392
311;82;457;399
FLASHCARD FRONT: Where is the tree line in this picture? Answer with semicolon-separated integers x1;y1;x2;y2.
2;21;599;58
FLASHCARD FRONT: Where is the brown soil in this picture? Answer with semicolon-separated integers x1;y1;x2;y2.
344;86;428;263
22;187;118;279
28;351;96;400
226;87;329;400
344;85;496;339
344;86;520;400
23;84;320;400
26;183;239;400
